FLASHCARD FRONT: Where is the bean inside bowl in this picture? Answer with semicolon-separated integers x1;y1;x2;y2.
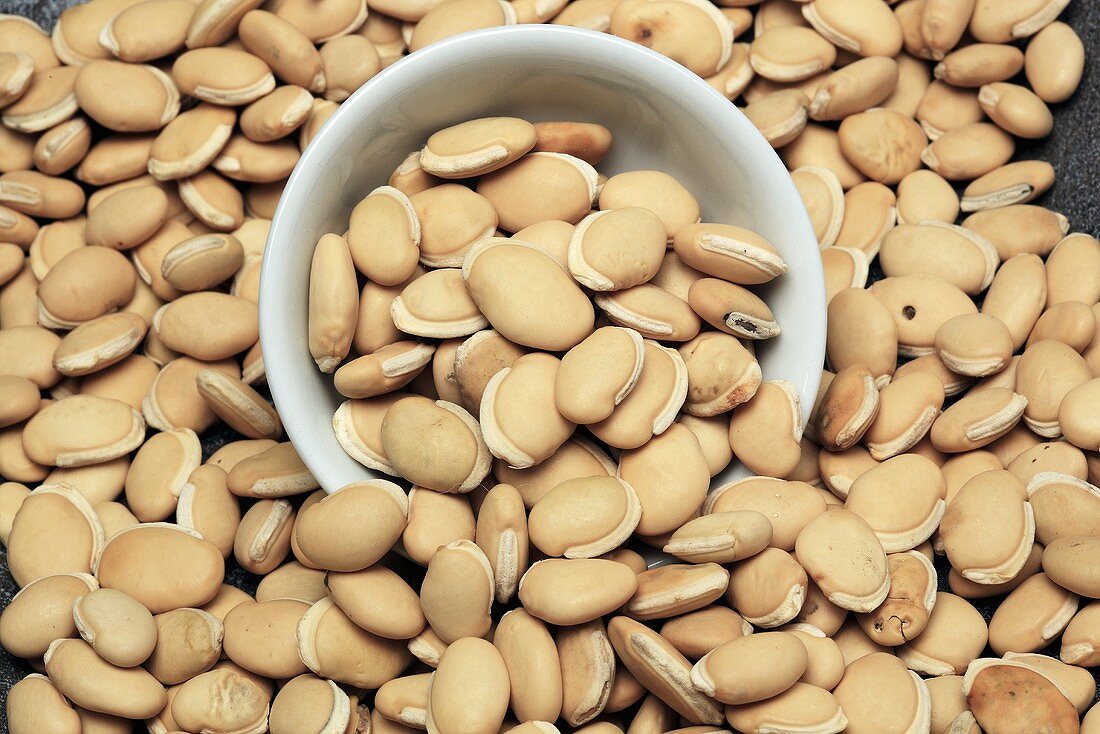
260;23;825;494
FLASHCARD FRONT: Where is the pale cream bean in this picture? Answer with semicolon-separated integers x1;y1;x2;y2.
1;66;79;133
921;122;1015;181
36;246;135;329
931;386;1028;453
846;454;946;552
705;42;755;101
663;511;772;564
253;562;324;604
520;558;638;626
1025;21;1084;103
391;268;486;338
473;483;527;602
1046;234;1100;308
222;599;308;679
555;326;644;425
749;26;836;83
554;618;613;726
33;116;93;176
22;395;143;468
332;394;405;475
979;82;1053;139
235;86;312;145
380;396;490;492
988;572;1078;655
0;480;30;542
0;204;39;247
417;537;495;642
964;204;1069;261
934;43;1024;88
212;134;299;183
917;80;984;140
96;522;224;613
232;499;294;575
706;476;826;551
609;0;732;76
0;170;85;220
962;160;1056;213
427;637;510;734
532;121;613;165
298;594;412;687
238;10;325;92
375;673;430;728
833;652;930;733
153;292;258;360
71;587;156;668
171;665;270;734
598;170;701;241
327;564;424;640
691;632;806;705
1027;301;1096;352
478;152;597;232
742;88;809;147
45;457;129;506
809;56;898;121
528;476;641;559
780;123;866;190
625;563;729;621
480;352;574;468
7;674;82;734
659;605;752;661
176;464;240;559
269;674;352;734
306;232;358;372
0;50;34;109
463;237;594;351
144;356;241;433
728;380;802;478
74;60;179;132
495;437;615;509
679;331;760;417
178;169;244;231
607;616;723;725
492;609;562;723
1044;536;1100;599
86;185;168;250
869;275;977;357
595;283;703;342
826;287;897;385
402;487;474;567
172;47;275;106
688;277;779;340
935;313;1014;377
838;108;926;185
98;0;193;62
196;369;281;439
147;104;235;181
0;375;43;429
348;185;420;286
292;479;407;572
726;547;808;628
983;253;1048;351
28;218;85;282
75;133;155;186
317;35;378;102
0;571;97;659
896;170;959;224
803;0;903;56
569;208;666;291
419;117;536;179
124;427;200;522
940;470;1034;585
44;638;166;720
796;509;889;612
1061;602;1100;667
880;221;998;297
0;123;34;172
408;0;517;52
510;220;574;268
726;682;847;734
160;233;244;292
894;591;988;676
333;342;435;399
1016;339;1091;437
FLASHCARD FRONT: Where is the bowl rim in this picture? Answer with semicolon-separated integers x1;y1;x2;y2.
261;23;826;493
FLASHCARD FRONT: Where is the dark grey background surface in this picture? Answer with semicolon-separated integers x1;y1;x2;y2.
0;0;1097;728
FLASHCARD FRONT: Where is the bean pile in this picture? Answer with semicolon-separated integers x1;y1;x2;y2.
0;0;1098;732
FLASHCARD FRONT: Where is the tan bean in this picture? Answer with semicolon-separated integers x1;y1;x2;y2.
0;571;97;659
1;66;79;134
71;587;156;668
147;104;235;181
533;121;613;165
625;563;729;621
463;237;594;351
74;60;179;132
833;652;929;733
178;169;244;231
921;122;1015;181
834;181;896;258
988;572;1078;655
749;26;836;83
838;108;926;185
171;665;270;734
743;88;809;147
33;116;92;176
270;674;352;734
172;47;275;106
123;427;200;522
297;596;411;687
7;674;82;734
1061;602;1100;667
495;437;615;509
520;558;638;626
238;10;325;92
427;637;510;734
1025;21;1084;103
727;547;808;628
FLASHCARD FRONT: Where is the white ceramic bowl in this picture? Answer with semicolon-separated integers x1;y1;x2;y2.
261;24;826;494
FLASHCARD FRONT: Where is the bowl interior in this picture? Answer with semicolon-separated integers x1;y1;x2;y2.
261;24;826;494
